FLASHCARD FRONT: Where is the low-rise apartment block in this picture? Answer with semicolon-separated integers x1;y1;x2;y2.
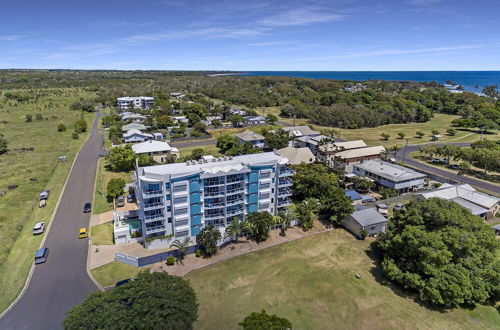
117;96;155;110
135;152;294;246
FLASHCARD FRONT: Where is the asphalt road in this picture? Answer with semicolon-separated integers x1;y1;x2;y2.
0;112;103;329
396;143;500;195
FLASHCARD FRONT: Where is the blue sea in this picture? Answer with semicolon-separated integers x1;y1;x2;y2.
241;71;500;93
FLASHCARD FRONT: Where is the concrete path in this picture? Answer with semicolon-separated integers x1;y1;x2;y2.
0;112;103;330
89;245;119;270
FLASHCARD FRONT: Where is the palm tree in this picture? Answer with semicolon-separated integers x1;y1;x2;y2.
457;162;471;183
389;145;400;158
170;236;191;262
276;209;294;236
295;198;319;231
224;217;245;243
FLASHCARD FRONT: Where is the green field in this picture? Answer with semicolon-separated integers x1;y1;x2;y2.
90;222;114;245
186;230;499;330
0;88;96;313
91;262;142;287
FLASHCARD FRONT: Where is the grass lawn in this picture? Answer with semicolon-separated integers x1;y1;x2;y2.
207;125;278;139
93;157;133;214
91;262;141;287
178;144;221;158
0;88;96;313
185;229;499;330
91;222;114;245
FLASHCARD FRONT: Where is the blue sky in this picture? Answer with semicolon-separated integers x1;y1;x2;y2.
1;0;499;70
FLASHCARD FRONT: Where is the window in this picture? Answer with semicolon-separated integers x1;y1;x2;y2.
168;218;172;223
167;206;171;212
370;225;375;231
173;184;187;193
174;196;188;204
175;208;188;216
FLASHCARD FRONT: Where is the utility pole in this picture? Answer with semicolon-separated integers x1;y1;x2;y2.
337;122;343;141
402;138;409;164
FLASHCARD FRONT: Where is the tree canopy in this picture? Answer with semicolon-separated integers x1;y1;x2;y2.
107;144;136;171
374;198;499;307
239;310;292;330
64;271;198;329
196;225;222;257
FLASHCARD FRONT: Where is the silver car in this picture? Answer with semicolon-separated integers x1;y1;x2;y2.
33;222;46;235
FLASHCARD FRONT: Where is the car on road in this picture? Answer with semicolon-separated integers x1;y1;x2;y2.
39;190;50;200
116;196;125;207
449;164;459;170
78;228;88;239
115;278;136;287
127;194;136;203
83;202;92;213
33;222;46;235
34;247;49;264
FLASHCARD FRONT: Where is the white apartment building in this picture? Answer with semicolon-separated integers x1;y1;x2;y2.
117;96;155;110
135;152;294;246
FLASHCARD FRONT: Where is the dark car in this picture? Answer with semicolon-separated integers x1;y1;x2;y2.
394;203;405;212
449;164;459;170
34;247;49;264
83;202;92;213
116;196;125;207
115;278;136;287
127;194;136;203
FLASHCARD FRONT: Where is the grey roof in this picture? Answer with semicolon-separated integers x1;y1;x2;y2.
282;126;320;137
451;197;489;215
492;224;500;230
350;208;388;226
417;184;499;209
122;123;147;131
354;160;426;182
276;147;315;164
235;130;264;142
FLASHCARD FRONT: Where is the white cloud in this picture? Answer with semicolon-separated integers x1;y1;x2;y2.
0;35;23;41
246;41;294;47
257;8;343;27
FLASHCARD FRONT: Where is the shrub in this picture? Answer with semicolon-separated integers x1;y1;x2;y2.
359;229;368;240
195;249;202;258
190;131;203;137
446;128;456;136
74;118;87;133
25;114;32;122
57;123;67;132
0;136;7;155
35;113;43;120
72;132;79;139
166;256;175;265
416;131;425;138
380;133;390;140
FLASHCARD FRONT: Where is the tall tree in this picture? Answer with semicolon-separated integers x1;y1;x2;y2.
246;211;274;242
170;236;191;261
264;128;289;150
106;178;125;202
224;217;246;243
64;271;198;329
107;145;136;171
295;198;319;231
196;225;222;257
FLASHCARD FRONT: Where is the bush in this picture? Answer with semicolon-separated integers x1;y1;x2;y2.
35;113;43;120
0;136;7;155
72;132;79;139
446;128;456;136
190;131;203;137
166;256;175;265
195;249;202;258
359;229;368;240
25;114;32;122
416;131;425;138
74;118;87;133
57;123;67;132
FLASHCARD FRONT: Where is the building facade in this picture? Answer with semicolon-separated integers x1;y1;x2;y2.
135;152;294;245
117;96;155;110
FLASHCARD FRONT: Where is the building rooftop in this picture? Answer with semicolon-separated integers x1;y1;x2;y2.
355;160;426;182
235;130;265;142
350;208;387;226
117;96;154;101
276;147;315;164
345;190;363;201
333;146;386;159
139;152;288;179
122;123;147;131
417;184;499;209
320;140;368;153
295;135;330;146
282;126;320;137
132;140;172;154
123;129;152;138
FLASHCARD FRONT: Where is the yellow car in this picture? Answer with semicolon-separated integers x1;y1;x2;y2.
78;228;88;239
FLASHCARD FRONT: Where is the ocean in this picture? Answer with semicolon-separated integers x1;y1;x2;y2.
241;71;500;93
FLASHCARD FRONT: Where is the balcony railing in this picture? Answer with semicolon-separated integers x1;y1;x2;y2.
204;213;225;219
143;202;164;211
226;199;244;206
144;214;164;222
205;202;226;209
142;190;163;197
278;188;292;197
226;177;244;184
279;169;295;177
226;187;244;195
278;198;292;207
204;190;226;197
278;179;293;187
146;225;166;234
226;208;244;216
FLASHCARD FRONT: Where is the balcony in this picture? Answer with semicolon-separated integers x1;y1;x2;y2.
142;190;163;198
226;199;244;206
143;202;164;211
144;214;165;223
205;202;226;209
278;198;292;207
204;213;225;219
278;179;293;187
226;208;244;216
279;168;295;177
226;187;244;195
204;190;226;197
278;188;292;197
226;177;244;184
146;225;166;234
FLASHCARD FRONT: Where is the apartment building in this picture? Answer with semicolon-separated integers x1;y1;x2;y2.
117;96;155;110
135;152;294;245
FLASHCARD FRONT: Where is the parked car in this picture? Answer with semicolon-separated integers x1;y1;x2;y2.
33;222;46;235
127;194;136;203
394;203;405;212
39;190;50;200
83;202;92;213
116;196;125;207
361;195;376;203
431;158;441;164
449;164;459;170
377;203;389;217
79;228;88;239
39;199;46;208
34;247;49;264
115;278;136;287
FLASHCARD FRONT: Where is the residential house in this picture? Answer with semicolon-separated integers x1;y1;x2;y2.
117;96;155;110
235;130;265;148
230;107;246;116
295;134;330;154
353;160;426;194
122;122;147;132
317;140;385;172
415;183;500;220
245;116;266;125
202;115;222;126
342;207;388;238
132;140;179;162
135;152;294;247
171;116;189;124
170;92;185;99
276;147;315;164
282;126;321;139
345;190;363;205
122;113;147;123
123;129;153;143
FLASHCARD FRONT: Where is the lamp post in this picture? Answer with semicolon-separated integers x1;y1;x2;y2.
337;122;343;141
402;138;409;164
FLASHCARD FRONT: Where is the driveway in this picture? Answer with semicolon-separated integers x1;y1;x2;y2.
396;143;500;195
0;112;103;329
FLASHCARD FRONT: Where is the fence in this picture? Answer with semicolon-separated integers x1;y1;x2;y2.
115;245;199;267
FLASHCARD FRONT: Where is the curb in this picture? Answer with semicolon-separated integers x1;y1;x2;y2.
0;114;97;320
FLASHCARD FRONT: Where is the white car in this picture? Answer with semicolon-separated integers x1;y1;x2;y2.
33;222;46;235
